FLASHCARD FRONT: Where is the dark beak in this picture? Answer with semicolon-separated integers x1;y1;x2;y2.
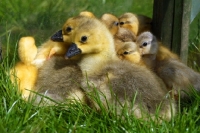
65;43;82;58
51;30;63;42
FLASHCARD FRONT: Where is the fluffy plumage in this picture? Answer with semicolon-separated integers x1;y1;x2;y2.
32;40;68;68
114;27;136;52
52;16;176;121
34;56;87;105
137;32;200;99
10;37;38;100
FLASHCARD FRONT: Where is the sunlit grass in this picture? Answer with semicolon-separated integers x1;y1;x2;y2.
188;27;200;68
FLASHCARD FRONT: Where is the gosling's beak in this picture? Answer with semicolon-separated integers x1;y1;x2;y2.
51;30;63;42
65;43;82;58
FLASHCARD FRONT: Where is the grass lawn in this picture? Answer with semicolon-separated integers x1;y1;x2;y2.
0;0;200;132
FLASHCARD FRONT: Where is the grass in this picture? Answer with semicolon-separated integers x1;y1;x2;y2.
0;0;200;132
188;21;200;68
0;0;153;42
1;55;200;132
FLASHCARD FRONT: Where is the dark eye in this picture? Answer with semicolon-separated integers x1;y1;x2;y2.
81;36;87;43
119;22;124;25
66;26;72;32
123;51;129;55
142;42;148;47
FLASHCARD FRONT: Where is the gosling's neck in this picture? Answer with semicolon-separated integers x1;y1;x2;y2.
79;40;118;76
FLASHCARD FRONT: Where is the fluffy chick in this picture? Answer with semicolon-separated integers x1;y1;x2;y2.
117;42;144;66
32;16;76;68
10;37;38;100
137;32;178;61
136;31;159;69
33;15;97;105
137;32;200;99
52;16;176;121
118;12;152;35
32;11;95;68
100;13;136;52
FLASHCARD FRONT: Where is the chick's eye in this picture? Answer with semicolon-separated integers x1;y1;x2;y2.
66;26;72;32
119;22;124;25
81;36;87;43
123;51;129;55
142;42;148;47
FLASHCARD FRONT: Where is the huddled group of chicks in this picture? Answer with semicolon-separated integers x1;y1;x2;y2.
10;11;200;122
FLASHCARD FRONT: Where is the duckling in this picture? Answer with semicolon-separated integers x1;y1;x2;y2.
10;37;38;100
32;11;95;68
33;15;96;105
32;17;76;68
118;12;152;35
11;17;90;104
100;13;136;52
137;32;200;99
52;16;176;121
136;31;159;69
101;13;119;35
137;32;179;60
117;42;145;66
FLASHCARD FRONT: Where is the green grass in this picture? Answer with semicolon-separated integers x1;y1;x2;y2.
0;0;153;43
1;54;200;132
188;21;200;68
0;0;200;132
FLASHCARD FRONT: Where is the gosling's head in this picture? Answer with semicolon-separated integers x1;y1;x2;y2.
51;13;96;43
136;32;158;56
118;12;139;35
51;16;115;59
119;12;152;35
117;42;141;64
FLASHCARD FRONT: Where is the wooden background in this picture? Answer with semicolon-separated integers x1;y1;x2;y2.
152;0;192;64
